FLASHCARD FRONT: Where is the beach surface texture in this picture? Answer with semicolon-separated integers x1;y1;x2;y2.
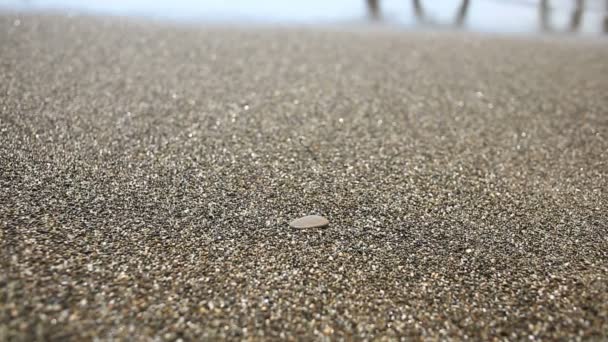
1;13;607;340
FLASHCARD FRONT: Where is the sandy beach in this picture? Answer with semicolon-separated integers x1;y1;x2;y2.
1;13;607;340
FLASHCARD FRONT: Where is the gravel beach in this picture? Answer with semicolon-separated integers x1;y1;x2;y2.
1;13;607;340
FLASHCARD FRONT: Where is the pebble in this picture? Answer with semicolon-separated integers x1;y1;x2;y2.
289;215;329;229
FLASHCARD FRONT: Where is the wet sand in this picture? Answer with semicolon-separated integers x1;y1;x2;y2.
1;13;607;340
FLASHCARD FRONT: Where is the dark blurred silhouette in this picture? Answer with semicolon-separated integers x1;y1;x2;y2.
367;0;605;34
367;0;380;20
367;0;470;26
540;0;585;33
604;0;608;33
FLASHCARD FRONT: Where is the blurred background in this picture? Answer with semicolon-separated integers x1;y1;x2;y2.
2;0;608;36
